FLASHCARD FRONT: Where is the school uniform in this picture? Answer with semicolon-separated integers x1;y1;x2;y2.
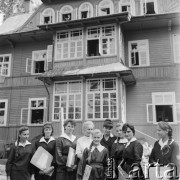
55;133;77;180
6;140;34;180
149;139;180;175
34;136;56;180
81;144;109;180
121;137;144;180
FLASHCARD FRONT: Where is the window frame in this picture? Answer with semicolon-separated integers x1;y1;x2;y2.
86;78;119;120
86;24;116;57
173;34;180;63
55;28;83;61
28;98;47;125
0;99;8;126
98;0;114;16
151;92;177;124
40;8;55;25
53;80;83;121
119;0;134;14
128;39;150;67
59;5;74;22
78;2;93;19
140;0;157;15
0;54;11;77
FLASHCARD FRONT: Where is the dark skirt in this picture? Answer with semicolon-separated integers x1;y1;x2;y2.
35;173;55;180
10;170;31;180
56;171;76;180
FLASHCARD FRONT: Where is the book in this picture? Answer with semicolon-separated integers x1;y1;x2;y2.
82;165;92;180
66;147;75;168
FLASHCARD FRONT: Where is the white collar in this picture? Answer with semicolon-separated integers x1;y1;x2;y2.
61;133;76;142
15;140;31;147
91;144;105;153
125;137;137;148
114;138;128;144
159;139;174;150
39;136;55;144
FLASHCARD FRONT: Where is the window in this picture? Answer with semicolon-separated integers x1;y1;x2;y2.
86;78;118;120
40;8;55;25
147;92;179;124
59;5;73;22
128;40;149;67
97;0;114;16
87;25;116;57
0;54;11;76
173;34;180;63
0;100;8;126
53;81;82;121
26;50;47;74
141;0;157;15
55;29;83;60
119;0;133;13
79;2;93;19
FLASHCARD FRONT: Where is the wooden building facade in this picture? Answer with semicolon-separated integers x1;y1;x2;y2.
0;0;180;148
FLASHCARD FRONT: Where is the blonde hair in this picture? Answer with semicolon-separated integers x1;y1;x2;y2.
82;121;94;134
92;129;102;138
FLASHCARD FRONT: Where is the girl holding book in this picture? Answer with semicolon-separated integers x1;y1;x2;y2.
34;122;56;180
55;119;77;180
81;129;109;180
6;126;35;180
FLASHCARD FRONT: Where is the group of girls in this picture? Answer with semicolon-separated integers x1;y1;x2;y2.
6;120;179;180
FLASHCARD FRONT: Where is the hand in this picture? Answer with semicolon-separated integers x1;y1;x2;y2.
7;176;10;180
43;166;54;175
39;170;44;175
72;165;77;170
67;167;73;172
31;174;35;180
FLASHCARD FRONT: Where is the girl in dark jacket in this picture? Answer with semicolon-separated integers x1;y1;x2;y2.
6;126;35;180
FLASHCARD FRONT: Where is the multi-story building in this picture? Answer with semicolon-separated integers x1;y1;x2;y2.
0;0;179;147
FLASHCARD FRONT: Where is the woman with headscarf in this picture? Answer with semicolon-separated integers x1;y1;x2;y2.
34;122;56;180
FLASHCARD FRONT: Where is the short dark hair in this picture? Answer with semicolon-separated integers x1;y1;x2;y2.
103;119;113;128
63;119;76;128
122;123;135;135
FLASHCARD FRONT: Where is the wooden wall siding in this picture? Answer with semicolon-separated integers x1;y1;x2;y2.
132;64;180;80
124;28;175;67
126;80;180;124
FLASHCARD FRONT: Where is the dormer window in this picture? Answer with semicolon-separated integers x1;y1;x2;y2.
40;8;55;25
119;0;134;14
141;0;157;15
79;2;93;19
60;5;73;22
98;0;114;16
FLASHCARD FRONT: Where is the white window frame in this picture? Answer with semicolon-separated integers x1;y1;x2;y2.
55;29;83;61
0;54;11;77
98;0;114;16
128;39;150;67
27;98;47;125
78;2;93;19
40;8;55;25
119;0;135;15
140;0;158;15
149;92;178;124
173;34;180;63
86;24;116;57
86;78;119;120
59;5;74;22
0;99;8;126
53;80;83;121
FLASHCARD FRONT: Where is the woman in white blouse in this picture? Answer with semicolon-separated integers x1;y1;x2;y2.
76;121;94;180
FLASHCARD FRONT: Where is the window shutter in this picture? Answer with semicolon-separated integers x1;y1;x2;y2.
21;108;29;125
47;45;53;62
56;10;60;22
56;43;62;60
176;103;180;123
138;40;149;66
147;104;153;123
96;5;99;16
26;58;32;73
173;34;180;63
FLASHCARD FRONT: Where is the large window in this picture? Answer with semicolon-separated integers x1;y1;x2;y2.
0;100;8;126
147;92;179;124
56;29;83;60
53;81;82;121
128;40;149;67
0;54;11;76
87;25;116;57
97;0;114;16
86;78;118;120
173;34;180;63
40;8;55;25
79;2;93;19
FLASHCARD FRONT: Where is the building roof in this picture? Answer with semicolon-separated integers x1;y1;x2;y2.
37;62;136;85
0;13;32;35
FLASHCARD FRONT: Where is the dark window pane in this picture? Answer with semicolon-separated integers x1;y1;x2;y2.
156;105;173;122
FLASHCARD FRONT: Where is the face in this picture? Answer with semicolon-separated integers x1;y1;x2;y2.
19;130;29;142
84;125;93;137
103;126;112;136
116;126;124;138
157;125;168;140
124;127;134;141
64;122;74;135
92;133;102;146
44;127;52;138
